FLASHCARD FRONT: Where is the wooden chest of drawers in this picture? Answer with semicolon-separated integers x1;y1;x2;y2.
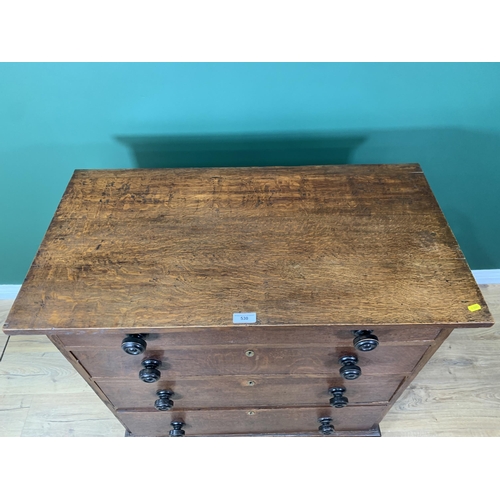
3;164;494;436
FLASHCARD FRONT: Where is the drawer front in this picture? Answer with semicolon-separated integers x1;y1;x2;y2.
55;326;440;349
118;405;387;436
97;374;404;410
74;344;429;378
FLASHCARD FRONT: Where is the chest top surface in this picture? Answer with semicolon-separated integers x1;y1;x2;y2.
4;164;493;333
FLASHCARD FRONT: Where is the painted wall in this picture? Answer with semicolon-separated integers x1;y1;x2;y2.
1;63;499;283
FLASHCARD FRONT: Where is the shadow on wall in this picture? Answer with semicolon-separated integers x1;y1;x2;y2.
115;132;368;168
115;128;500;269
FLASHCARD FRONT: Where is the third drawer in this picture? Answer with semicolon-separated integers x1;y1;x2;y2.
96;373;406;410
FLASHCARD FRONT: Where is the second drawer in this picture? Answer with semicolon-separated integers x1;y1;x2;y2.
75;344;429;378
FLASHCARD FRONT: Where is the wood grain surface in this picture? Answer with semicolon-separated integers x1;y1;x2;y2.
3;165;493;334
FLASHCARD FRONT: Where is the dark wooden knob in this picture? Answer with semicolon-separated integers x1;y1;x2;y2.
121;334;148;355
329;387;348;408
139;359;162;383
169;421;185;437
318;417;335;435
339;355;361;380
154;390;174;411
352;330;379;351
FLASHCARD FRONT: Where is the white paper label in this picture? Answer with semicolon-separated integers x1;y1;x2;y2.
233;312;257;324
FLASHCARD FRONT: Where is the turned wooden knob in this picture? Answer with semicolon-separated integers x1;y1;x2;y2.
352;330;379;351
139;359;162;383
318;417;335;435
154;390;174;411
121;334;148;355
339;355;361;380
329;386;348;408
169;421;185;437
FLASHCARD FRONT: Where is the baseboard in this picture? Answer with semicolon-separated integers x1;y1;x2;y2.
471;270;500;285
0;270;499;299
0;285;21;300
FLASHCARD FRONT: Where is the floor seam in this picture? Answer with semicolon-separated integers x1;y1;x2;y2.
0;335;10;362
18;394;35;438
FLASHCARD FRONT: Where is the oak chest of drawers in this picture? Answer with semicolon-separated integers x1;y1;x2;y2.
3;164;494;436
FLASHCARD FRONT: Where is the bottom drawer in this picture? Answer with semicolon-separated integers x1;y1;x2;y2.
118;405;387;436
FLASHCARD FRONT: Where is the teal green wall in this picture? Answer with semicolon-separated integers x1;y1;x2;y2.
1;63;500;283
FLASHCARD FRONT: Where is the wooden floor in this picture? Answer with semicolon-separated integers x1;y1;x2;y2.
1;285;499;437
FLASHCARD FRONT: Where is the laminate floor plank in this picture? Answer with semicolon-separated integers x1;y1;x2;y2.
0;285;498;437
0;394;33;437
20;393;124;437
0;351;93;395
6;333;59;354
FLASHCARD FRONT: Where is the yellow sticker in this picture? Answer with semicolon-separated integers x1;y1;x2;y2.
468;304;482;312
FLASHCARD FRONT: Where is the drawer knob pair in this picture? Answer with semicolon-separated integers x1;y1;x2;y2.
168;419;336;436
122;332;379;354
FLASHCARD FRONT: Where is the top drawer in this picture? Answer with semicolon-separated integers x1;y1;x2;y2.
55;325;441;350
